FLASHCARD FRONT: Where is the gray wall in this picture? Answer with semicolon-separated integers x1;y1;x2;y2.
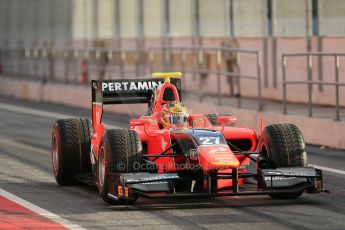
1;0;345;47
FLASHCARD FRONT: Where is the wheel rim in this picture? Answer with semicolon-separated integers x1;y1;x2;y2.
98;146;105;187
52;135;59;174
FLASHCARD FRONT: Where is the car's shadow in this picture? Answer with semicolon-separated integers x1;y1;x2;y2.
107;194;322;211
68;181;325;212
5;179;328;215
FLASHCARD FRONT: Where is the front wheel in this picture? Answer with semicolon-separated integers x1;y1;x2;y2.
259;123;307;199
97;129;143;204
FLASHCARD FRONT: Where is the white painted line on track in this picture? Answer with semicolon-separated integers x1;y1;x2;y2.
309;164;345;175
0;137;48;155
0;102;72;119
0;188;86;230
0;102;120;129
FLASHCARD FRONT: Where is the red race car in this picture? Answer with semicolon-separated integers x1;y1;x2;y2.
51;72;326;204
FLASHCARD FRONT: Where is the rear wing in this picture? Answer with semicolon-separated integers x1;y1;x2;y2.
91;78;182;105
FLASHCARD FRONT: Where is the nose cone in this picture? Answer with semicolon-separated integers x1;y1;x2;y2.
198;145;240;172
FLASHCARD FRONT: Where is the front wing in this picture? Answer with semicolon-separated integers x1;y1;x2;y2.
106;167;326;201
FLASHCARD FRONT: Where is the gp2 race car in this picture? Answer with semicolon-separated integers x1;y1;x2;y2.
51;72;326;204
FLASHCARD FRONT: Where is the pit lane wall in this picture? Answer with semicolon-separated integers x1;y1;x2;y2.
1;76;344;150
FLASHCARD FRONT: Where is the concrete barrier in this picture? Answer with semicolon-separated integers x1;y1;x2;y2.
0;76;344;149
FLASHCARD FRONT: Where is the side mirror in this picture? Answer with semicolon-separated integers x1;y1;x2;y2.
217;116;237;125
130;119;157;137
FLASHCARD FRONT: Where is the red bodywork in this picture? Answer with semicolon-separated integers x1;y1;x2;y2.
91;80;258;189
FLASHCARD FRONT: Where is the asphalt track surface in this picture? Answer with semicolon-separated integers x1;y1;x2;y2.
0;96;344;230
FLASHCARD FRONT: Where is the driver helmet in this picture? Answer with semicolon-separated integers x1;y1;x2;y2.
161;102;189;129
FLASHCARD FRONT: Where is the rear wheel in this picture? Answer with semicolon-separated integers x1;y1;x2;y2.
259;123;307;199
97;129;142;204
51;118;93;185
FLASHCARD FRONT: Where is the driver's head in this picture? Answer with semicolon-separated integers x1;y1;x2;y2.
161;102;188;129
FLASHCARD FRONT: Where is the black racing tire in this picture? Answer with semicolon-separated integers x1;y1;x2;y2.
259;123;307;199
97;129;142;204
77;118;93;173
51;118;93;185
205;113;235;127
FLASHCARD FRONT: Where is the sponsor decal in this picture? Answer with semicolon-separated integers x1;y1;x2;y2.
264;170;283;176
175;79;181;89
213;161;238;166
90;145;96;165
159;136;168;151
195;117;204;123
264;176;296;181
126;174;179;183
142;181;168;185
102;80;163;92
150;119;158;125
92;82;98;90
209;147;228;154
189;149;198;160
263;170;316;177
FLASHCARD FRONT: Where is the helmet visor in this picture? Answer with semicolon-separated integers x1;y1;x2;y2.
169;114;188;125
